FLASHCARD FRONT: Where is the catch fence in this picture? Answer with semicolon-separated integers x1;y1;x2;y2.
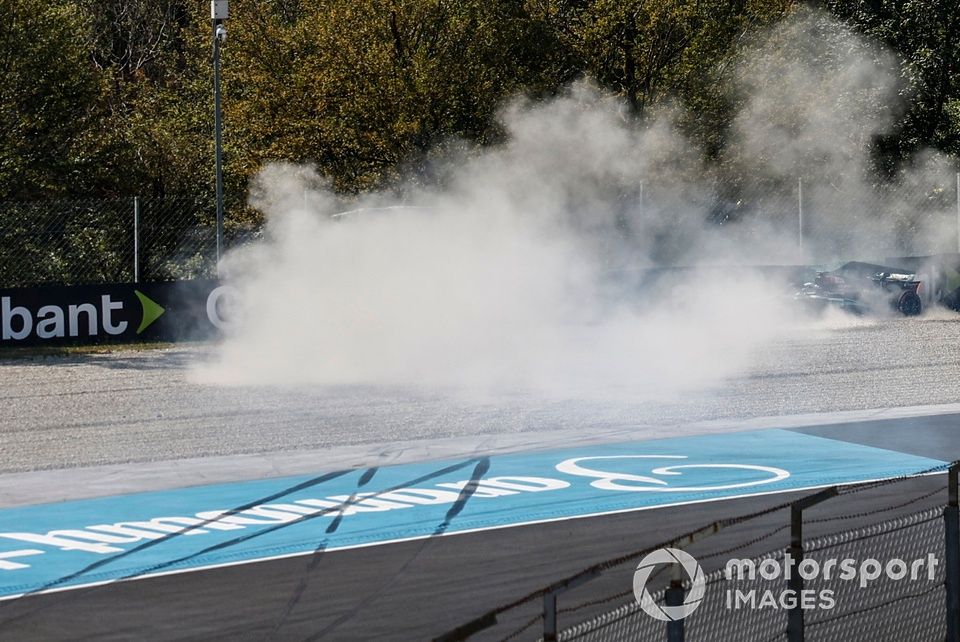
629;173;960;264
0;195;240;288
0;174;957;289
437;463;960;642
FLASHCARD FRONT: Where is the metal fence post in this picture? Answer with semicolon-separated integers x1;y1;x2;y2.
798;176;804;254
540;568;600;642
665;578;685;642
946;463;960;642
133;196;140;283
787;507;804;642
788;487;838;642
543;590;558;641
212;2;227;277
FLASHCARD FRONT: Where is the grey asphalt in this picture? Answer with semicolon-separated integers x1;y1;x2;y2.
1;315;959;640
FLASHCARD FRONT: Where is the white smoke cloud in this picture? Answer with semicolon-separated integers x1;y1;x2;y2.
719;7;958;258
195;83;790;394
193;9;958;395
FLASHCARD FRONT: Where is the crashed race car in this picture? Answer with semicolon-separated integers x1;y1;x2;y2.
794;261;923;316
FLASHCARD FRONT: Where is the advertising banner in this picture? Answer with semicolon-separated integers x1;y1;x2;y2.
0;280;228;346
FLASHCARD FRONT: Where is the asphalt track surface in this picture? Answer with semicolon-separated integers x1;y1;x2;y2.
1;314;960;640
0;442;953;642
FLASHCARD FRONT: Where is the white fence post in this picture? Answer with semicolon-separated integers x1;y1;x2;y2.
798;176;804;254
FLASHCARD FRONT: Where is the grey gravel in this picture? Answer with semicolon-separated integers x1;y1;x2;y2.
2;314;959;474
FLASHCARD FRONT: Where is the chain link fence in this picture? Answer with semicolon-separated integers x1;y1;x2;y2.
0;174;957;288
550;507;948;642
632;173;960;265
437;463;960;642
804;508;946;642
0;195;223;288
136;196;219;283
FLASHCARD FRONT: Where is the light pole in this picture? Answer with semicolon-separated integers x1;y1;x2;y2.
212;1;228;276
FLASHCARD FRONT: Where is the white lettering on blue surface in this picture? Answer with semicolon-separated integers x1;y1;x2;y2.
0;475;569;570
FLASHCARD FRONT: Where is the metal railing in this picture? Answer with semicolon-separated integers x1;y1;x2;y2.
436;462;960;642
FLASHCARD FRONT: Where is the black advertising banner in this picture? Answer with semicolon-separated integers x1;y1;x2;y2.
0;280;228;346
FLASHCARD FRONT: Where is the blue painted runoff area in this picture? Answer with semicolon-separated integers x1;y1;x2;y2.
0;429;945;598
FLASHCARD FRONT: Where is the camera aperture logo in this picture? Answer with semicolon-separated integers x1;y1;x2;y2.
632;548;706;621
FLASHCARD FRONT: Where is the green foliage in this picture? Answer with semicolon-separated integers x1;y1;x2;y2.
225;0;571;192
0;0;955;204
0;0;107;198
80;1;213;198
0;198;134;285
819;0;960;166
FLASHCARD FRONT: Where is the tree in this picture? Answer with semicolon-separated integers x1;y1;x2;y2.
533;0;793;118
223;0;571;193
0;0;107;198
820;0;960;166
72;0;213;198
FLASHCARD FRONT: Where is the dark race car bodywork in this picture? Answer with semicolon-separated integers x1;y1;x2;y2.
794;261;923;316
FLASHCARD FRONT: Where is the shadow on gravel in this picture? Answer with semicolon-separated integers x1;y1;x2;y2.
0;344;206;371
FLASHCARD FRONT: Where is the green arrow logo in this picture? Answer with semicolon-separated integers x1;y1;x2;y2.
134;290;166;334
